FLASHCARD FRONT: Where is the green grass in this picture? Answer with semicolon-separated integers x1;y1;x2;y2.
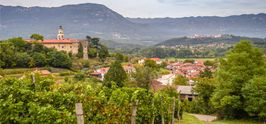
211;120;262;124
176;113;205;124
176;113;262;124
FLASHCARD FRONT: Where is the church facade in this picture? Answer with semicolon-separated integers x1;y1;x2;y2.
39;26;88;59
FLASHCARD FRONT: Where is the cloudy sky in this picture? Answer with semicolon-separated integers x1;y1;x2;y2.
1;0;266;18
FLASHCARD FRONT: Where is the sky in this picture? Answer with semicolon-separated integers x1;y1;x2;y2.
1;0;266;18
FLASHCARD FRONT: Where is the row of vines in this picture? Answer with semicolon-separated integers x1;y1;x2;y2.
0;73;183;123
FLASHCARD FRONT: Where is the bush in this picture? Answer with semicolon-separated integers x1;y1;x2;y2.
59;71;74;76
48;51;72;68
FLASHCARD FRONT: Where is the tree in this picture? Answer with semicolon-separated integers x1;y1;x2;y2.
32;52;47;67
194;78;216;114
77;43;83;58
242;76;266;120
48;51;72;68
199;68;213;78
173;75;188;85
104;61;127;87
144;59;158;69
88;48;97;58
132;67;156;90
7;37;30;52
15;52;31;67
0;42;16;68
30;34;44;41
211;40;266;119
183;59;195;64
115;53;124;62
98;45;109;62
91;38;100;48
204;60;216;66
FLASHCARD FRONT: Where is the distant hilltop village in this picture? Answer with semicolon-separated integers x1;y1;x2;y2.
27;26;89;59
188;34;223;39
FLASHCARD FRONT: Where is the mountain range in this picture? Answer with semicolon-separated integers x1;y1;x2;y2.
155;35;266;47
1;3;266;45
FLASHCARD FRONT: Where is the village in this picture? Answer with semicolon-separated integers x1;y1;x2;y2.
89;57;216;101
0;25;264;124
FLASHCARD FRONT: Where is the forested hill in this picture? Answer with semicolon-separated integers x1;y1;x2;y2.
155;35;266;46
1;3;266;44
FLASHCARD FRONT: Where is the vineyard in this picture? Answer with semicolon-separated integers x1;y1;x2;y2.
0;73;182;123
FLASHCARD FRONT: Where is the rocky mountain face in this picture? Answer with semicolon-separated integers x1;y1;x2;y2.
1;3;266;44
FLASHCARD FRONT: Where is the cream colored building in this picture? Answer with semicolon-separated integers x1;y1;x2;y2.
39;26;88;59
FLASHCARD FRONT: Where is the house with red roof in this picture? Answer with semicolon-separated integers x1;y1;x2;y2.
27;26;88;59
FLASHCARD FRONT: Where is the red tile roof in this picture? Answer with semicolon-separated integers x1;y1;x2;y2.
42;39;79;44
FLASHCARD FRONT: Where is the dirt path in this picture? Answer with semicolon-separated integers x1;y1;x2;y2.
189;114;217;122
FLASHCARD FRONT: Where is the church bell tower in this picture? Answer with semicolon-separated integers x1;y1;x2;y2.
57;26;64;40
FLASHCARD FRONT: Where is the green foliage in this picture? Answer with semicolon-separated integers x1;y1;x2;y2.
77;43;83;58
211;40;266;119
0;73;183;123
15;52;32;67
114;52;125;62
174;75;188;85
104;61;127;87
0;37;72;68
59;71;74;76
184;59;195;63
87;37;109;61
199;68;213;78
30;34;44;41
144;59;158;69
88;48;97;58
47;51;72;68
74;71;86;81
98;45;109;62
242;76;266;120
0;74;77;123
131;67;156;90
0;42;17;68
32;52;47;67
204;60;216;66
193;78;216;114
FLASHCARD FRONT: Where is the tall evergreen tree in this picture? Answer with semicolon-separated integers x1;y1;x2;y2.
104;61;127;87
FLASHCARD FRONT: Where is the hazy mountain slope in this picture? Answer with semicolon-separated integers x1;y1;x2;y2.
155;35;266;46
1;3;266;45
129;14;266;38
0;4;149;41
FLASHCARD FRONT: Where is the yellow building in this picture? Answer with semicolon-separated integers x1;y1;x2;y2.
39;26;88;59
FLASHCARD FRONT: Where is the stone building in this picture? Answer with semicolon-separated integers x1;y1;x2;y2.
37;26;88;59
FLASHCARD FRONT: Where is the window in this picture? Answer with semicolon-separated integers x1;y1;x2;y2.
70;46;72;48
62;46;64;49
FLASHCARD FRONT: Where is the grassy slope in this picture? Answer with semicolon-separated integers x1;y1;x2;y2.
176;113;205;124
177;113;262;124
211;120;261;124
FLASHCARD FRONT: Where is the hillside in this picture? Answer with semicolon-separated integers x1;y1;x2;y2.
155;35;266;46
0;4;151;43
1;3;266;44
129;13;266;38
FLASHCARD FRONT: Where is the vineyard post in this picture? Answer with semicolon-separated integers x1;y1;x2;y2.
151;98;155;124
160;96;165;124
177;91;181;123
171;97;176;124
131;100;139;124
31;73;35;83
75;103;84;124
